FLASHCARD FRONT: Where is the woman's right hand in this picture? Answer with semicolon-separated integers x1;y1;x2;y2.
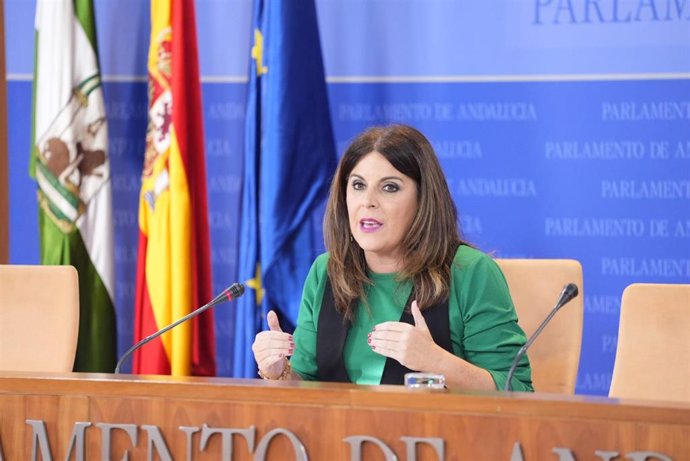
251;310;294;379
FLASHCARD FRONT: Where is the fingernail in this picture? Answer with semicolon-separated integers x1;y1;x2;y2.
371;345;376;350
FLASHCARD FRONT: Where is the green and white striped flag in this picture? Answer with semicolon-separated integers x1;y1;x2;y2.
30;0;116;372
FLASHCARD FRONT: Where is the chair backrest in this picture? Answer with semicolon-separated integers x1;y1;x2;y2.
495;259;584;394
0;265;79;372
609;283;690;402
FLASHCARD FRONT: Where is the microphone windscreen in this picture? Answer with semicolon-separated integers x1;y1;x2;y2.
562;283;579;303
553;283;579;312
228;282;245;299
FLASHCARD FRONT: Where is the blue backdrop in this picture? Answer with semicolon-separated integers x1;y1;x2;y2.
6;0;690;394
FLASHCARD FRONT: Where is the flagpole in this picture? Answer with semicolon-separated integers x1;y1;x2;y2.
0;0;8;264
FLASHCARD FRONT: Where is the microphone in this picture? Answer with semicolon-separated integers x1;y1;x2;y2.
114;282;245;374
503;283;579;392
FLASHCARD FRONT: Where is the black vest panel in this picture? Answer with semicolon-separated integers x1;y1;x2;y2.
316;278;453;385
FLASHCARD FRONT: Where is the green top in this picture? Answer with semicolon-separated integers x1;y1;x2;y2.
290;245;533;391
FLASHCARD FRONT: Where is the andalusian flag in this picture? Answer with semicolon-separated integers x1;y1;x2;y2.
133;0;215;376
31;0;116;372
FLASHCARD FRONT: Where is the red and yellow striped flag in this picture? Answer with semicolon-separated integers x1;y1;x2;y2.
133;0;215;376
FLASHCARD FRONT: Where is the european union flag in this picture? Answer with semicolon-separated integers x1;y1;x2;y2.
234;0;337;378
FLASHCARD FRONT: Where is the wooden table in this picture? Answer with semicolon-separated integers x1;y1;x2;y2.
0;372;688;460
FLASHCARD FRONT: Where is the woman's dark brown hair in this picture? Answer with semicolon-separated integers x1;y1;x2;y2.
323;124;464;320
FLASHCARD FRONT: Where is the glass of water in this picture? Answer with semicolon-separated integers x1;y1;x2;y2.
404;372;446;390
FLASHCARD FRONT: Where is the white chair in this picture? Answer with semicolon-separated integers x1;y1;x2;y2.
495;259;584;394
0;265;80;372
609;283;690;402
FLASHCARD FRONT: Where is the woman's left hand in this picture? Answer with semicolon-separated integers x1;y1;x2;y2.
368;300;442;371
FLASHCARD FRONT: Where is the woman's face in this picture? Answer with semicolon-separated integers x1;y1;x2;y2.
346;151;418;272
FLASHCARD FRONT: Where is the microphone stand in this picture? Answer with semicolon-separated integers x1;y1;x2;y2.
504;283;578;392
114;283;244;374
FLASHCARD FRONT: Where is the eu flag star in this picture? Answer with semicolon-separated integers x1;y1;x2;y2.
251;29;268;76
244;263;265;306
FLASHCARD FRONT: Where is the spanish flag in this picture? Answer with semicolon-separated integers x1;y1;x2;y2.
133;0;215;376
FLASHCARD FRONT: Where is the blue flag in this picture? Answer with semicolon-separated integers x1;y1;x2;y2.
234;0;337;378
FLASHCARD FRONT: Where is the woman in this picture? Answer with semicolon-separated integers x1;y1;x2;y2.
252;124;532;391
